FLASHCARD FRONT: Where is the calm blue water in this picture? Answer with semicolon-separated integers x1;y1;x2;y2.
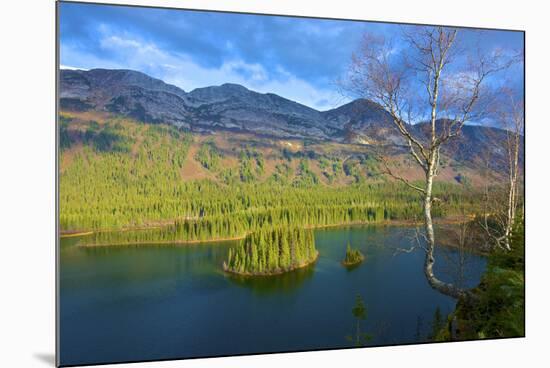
59;225;486;366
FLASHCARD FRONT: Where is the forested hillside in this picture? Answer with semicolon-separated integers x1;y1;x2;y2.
59;111;486;245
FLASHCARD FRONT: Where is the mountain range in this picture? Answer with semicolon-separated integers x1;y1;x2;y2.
59;68;515;171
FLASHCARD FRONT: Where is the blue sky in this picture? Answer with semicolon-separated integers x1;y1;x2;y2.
59;2;524;111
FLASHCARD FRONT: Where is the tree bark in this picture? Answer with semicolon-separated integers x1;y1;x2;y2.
423;159;469;300
503;127;521;250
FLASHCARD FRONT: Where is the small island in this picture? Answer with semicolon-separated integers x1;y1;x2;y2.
223;227;318;276
342;243;365;267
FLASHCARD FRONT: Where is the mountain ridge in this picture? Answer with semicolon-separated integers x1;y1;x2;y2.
59;68;415;142
59;68;515;171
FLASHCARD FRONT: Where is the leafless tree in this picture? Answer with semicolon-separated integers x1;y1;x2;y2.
480;88;524;250
344;26;514;299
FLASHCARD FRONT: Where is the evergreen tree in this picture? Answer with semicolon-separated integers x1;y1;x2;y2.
224;227;317;275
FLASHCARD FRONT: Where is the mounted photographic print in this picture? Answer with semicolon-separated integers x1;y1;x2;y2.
56;1;525;366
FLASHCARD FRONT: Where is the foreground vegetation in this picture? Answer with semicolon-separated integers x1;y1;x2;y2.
223;227;317;276
436;220;525;340
60;113;486;246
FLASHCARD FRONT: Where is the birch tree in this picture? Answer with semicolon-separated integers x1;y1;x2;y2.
481;88;524;250
344;26;513;299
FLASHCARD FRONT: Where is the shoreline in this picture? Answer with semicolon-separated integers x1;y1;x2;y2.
341;256;365;268
77;234;247;248
223;251;319;277
60;231;94;238
65;215;476;248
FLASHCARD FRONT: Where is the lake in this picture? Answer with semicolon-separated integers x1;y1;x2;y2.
59;225;486;366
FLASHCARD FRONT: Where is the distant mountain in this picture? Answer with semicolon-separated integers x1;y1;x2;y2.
60;69;193;123
322;99;404;145
185;83;339;139
59;68;359;139
412;121;518;172
59;68;518;172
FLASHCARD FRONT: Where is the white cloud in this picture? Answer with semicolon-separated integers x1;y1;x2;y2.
60;65;87;70
62;32;348;111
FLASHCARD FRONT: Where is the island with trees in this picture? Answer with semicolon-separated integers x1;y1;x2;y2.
223;227;318;276
342;243;365;267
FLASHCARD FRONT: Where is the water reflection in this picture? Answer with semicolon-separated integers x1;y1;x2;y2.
225;262;316;295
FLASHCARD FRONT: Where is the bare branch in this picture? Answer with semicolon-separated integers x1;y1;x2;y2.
377;154;426;195
392;223;428;256
342;26;516;300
